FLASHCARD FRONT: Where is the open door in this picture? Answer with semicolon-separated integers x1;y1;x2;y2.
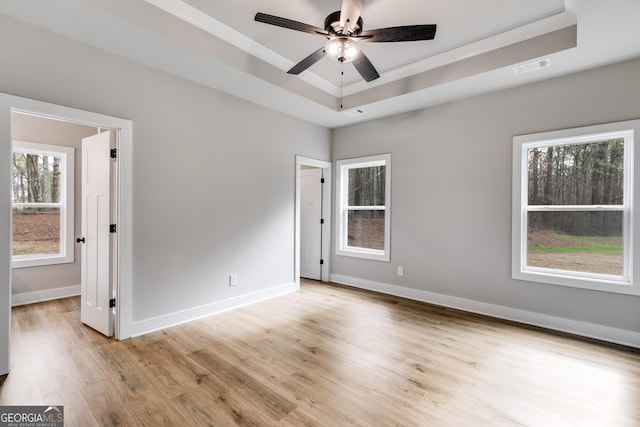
79;131;113;336
300;167;323;280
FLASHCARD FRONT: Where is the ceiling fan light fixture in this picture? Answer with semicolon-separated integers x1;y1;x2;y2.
325;37;360;63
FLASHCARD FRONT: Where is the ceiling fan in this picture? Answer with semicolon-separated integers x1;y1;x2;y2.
255;0;437;82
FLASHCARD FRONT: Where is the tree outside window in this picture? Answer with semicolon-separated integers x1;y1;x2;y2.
526;140;624;276
337;154;391;261
12;141;74;268
512;121;638;295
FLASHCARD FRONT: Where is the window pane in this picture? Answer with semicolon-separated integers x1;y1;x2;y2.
13;207;61;256
12;152;63;203
527;211;623;276
348;210;385;250
348;166;386;206
527;139;624;205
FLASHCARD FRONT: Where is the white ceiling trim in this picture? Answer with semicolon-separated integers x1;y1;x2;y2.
343;11;576;96
144;0;575;100
144;0;339;95
3;0;640;129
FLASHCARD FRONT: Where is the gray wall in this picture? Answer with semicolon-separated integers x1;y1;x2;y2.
11;113;97;297
332;57;640;334
0;15;330;328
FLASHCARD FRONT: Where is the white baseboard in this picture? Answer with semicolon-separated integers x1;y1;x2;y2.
330;274;640;349
12;285;81;307
131;282;299;337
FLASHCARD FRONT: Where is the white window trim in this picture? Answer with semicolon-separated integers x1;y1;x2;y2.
512;119;639;295
336;154;391;262
12;141;75;268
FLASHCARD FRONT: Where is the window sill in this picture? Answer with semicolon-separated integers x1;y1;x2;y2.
12;254;74;269
337;247;390;262
512;268;639;296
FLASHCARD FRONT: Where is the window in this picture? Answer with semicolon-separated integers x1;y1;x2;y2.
512;120;640;295
336;154;391;261
12;141;75;268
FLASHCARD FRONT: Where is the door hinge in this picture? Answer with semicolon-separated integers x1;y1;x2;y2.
110;224;117;233
320;259;324;265
321;178;325;184
320;218;324;224
109;298;116;308
110;148;117;159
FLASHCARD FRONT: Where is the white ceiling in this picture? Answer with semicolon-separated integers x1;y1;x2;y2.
2;0;640;128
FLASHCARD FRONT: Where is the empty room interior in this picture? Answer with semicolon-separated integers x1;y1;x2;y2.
1;1;639;425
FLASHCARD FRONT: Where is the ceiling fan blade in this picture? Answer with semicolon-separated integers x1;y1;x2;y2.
287;47;327;75
255;12;329;36
358;25;437;42
352;51;380;82
340;0;365;35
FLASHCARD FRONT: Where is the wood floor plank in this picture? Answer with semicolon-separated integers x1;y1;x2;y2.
187;347;297;423
0;363;44;406
4;280;640;426
40;388;99;427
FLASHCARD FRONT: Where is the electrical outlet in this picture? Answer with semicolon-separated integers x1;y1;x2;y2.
397;267;404;277
229;274;238;286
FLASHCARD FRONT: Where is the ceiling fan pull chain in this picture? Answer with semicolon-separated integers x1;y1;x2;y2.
340;67;344;110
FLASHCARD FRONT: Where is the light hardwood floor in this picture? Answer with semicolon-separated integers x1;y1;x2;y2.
2;280;639;426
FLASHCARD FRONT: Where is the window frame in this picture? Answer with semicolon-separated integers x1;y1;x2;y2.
12;140;75;268
336;154;391;262
512;120;639;295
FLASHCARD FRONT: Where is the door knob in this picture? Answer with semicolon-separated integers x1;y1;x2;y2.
76;237;85;243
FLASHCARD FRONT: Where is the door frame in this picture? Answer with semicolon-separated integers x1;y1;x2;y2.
295;156;332;285
0;93;133;374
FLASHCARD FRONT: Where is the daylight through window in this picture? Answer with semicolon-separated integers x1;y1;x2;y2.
512;120;639;295
526;139;625;275
12;141;75;268
336;154;391;261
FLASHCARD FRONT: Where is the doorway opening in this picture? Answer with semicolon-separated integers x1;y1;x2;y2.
11;112;118;336
295;156;331;284
1;93;133;375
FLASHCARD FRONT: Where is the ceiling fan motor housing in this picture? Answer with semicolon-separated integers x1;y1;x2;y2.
324;10;363;36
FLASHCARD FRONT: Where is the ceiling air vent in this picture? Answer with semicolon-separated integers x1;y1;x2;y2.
513;58;551;75
343;108;365;117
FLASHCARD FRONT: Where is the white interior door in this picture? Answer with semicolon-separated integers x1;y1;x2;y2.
80;131;112;336
300;168;323;280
